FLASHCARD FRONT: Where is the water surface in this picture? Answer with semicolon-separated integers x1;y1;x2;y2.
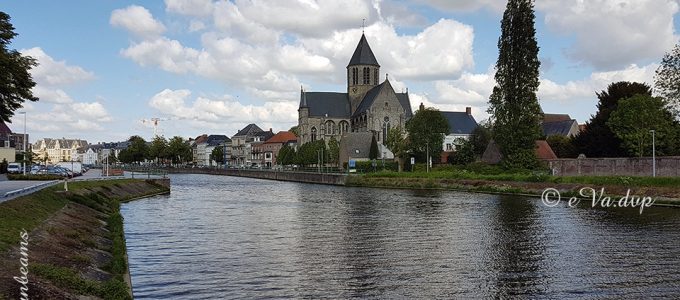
122;174;680;299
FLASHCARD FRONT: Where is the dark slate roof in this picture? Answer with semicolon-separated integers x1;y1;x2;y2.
253;130;274;141
542;120;577;137
396;93;413;119
206;135;229;146
441;111;478;135
348;34;379;67
340;132;374;159
234;124;263;137
353;83;384;117
543;113;572;123
305;92;351;118
0;121;12;135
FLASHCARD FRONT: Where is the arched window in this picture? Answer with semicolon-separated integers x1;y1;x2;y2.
383;117;390;145
339;121;349;134
352;68;358;85
374;69;379;85
363;67;370;84
325;120;336;135
311;127;317;142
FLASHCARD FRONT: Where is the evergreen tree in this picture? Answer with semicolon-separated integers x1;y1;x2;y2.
0;12;38;122
487;0;542;169
369;135;379;160
572;81;652;157
328;136;339;165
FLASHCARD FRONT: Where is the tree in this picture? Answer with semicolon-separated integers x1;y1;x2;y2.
210;146;225;166
149;135;168;164
546;135;577;158
487;0;542;169
328;136;339;165
386;126;409;172
0;12;38;122
469;120;492;158
369;135;379;160
406;107;449;162
167;136;192;165
655;43;680;116
573;82;652;157
125;135;149;163
447;139;475;165
607;94;679;157
278;145;292;165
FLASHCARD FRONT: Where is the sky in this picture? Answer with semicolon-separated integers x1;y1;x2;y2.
3;0;679;143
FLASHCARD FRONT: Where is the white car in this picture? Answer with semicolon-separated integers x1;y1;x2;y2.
7;163;21;174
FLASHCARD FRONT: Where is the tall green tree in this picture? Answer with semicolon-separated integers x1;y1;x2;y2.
573;81;652;157
469;120;492;158
149;135;168;163
125;135;149;163
0;12;38;122
655;43;680;116
607;94;679;157
328;136;339;165
406;107;449;162
385;126;409;172
211;146;225;165
488;0;542;169
167;136;192;164
277;144;293;165
369;135;379;160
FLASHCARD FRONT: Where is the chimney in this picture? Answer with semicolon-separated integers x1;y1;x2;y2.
269;128;273;133
466;107;472;115
419;102;425;111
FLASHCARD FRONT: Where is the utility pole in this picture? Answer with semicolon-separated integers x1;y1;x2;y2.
20;112;27;175
650;130;656;177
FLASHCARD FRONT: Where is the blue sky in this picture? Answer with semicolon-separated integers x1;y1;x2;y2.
3;0;679;143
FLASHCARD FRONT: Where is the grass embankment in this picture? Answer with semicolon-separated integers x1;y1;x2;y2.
0;179;170;299
6;174;64;181
349;164;680;203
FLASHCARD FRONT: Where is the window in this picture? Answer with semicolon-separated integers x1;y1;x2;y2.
352;68;358;85
326;121;336;135
446;144;453;151
382;119;390;145
374;69;379;85
363;67;370;84
339;121;349;134
311;127;317;142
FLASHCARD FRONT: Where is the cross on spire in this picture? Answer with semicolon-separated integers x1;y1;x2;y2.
362;19;365;33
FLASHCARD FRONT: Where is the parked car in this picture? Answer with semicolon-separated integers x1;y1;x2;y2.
7;163;21;174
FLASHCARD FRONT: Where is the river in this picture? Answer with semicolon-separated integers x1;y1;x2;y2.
121;174;680;299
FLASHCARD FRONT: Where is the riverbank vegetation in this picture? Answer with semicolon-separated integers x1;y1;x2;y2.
0;179;169;299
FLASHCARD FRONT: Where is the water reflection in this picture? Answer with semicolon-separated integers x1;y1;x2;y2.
121;174;680;299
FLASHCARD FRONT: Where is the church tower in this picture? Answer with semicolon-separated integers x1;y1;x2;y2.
347;33;380;114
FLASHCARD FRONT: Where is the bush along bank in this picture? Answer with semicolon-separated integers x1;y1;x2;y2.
0;179;170;300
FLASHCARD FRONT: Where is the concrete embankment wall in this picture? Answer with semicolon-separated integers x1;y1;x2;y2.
166;168;347;185
546;157;680;177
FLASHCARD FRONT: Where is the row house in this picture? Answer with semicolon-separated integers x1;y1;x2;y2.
252;131;297;168
33;138;88;164
230;124;274;167
192;134;230;166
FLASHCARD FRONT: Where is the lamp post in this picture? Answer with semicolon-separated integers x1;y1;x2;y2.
426;141;429;173
19;112;26;175
650;129;656;177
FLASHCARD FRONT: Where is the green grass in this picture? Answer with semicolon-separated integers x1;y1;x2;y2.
31;264;131;300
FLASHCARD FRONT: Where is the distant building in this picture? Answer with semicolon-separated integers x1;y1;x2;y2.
252;131;297;168
203;135;230;166
440;107;479;162
33;138;88;164
482;140;557;164
0;122;16;163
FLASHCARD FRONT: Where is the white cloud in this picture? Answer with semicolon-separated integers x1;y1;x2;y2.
165;0;214;17
22;47;94;87
538;0;679;70
148;88;298;134
412;0;505;13
110;5;166;39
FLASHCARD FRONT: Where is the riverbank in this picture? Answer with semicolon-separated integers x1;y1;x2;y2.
0;179;170;300
347;172;680;206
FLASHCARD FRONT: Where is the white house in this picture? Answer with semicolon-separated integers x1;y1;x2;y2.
441;107;479;152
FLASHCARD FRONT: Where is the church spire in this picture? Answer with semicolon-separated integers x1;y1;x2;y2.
299;86;307;108
347;33;380;67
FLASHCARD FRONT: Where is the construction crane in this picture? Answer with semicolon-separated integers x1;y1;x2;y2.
140;117;168;137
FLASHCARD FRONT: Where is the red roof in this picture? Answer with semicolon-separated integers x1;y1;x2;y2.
264;131;297;144
543;113;572;123
535;140;557;160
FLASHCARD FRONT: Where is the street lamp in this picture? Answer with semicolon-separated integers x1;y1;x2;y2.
19;112;26;175
650;129;656;177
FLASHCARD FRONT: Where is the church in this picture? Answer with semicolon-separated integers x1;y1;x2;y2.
297;33;413;150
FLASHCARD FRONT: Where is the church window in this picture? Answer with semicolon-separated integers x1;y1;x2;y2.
363;67;370;84
339;121;349;134
311;127;317;142
374;69;378;85
352;68;358;85
326;120;336;135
